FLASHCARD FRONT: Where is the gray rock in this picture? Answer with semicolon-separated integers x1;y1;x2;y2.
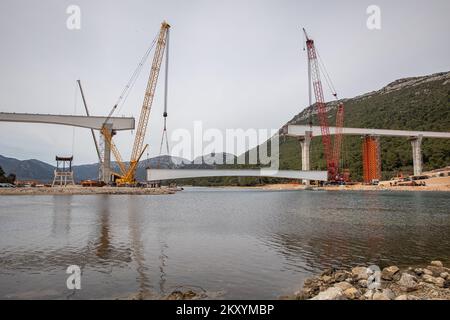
433;277;445;288
334;281;353;291
373;291;391;300
358;279;368;288
422;274;435;284
320;268;336;277
382;288;396;300
363;289;374;300
295;290;311;300
423;268;433;276
397;273;418;292
429;289;440;298
382;266;400;281
310;287;346;300
343;287;360;299
440;272;449;280
444;279;450;289
423;275;445;287
413;268;424;276
334;271;348;282
352;267;369;280
430;260;443;267
427;266;445;277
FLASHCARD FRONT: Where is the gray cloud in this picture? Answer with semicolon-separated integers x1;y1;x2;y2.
0;0;449;164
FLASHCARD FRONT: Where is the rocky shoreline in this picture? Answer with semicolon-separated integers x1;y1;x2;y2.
285;260;450;300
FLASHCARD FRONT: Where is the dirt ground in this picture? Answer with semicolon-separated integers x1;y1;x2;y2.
260;175;450;192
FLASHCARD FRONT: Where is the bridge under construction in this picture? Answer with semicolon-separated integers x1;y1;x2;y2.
285;125;450;183
1;23;449;186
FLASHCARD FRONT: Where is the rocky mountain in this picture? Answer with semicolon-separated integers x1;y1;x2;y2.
0;155;55;182
0;154;190;183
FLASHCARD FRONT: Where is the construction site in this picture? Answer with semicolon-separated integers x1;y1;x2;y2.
1;1;450;305
0;22;449;191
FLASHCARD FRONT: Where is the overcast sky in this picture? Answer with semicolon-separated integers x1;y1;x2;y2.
0;0;449;165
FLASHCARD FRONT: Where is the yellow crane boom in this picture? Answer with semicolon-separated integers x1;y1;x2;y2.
102;21;170;185
131;21;170;165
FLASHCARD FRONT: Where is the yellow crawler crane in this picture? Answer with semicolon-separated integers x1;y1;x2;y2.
101;21;170;186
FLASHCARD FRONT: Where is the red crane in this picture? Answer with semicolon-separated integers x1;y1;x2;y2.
303;28;345;182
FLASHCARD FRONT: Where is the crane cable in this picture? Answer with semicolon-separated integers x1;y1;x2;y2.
316;49;339;99
157;28;170;169
115;32;159;116
71;82;78;157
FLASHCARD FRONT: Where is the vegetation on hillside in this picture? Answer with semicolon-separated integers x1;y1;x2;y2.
288;72;450;180
0;166;16;184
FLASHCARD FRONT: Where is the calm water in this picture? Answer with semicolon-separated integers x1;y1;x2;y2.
0;188;449;299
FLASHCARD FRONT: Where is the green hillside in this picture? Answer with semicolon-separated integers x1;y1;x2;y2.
283;71;450;180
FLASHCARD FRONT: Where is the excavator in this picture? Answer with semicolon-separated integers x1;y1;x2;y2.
101;21;170;186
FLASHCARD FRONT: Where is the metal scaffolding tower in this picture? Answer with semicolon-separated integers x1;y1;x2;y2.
52;156;75;186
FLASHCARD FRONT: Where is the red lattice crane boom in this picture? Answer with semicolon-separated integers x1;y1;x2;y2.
303;28;344;181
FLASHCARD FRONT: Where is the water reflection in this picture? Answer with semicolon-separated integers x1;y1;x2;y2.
0;190;449;299
157;230;168;294
95;195;112;260
51;196;71;236
262;191;450;274
127;197;152;297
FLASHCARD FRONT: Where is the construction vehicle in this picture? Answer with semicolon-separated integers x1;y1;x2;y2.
303;28;345;182
81;179;106;187
101;21;171;186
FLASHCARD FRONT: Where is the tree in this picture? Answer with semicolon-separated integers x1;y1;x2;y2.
0;166;16;184
7;173;16;184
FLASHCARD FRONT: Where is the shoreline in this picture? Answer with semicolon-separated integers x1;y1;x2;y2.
0;186;175;196
183;175;450;192
1;183;449;196
283;260;450;300
205;183;450;192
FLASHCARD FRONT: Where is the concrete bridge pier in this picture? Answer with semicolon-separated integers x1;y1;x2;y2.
410;135;423;176
299;131;312;185
101;124;113;184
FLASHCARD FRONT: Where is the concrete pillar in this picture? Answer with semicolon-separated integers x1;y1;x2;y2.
299;131;312;185
101;124;113;184
410;135;423;176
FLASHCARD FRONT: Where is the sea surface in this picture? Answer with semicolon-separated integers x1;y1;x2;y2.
0;188;449;299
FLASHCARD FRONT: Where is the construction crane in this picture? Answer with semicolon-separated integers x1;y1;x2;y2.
303;28;345;182
101;21;170;185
